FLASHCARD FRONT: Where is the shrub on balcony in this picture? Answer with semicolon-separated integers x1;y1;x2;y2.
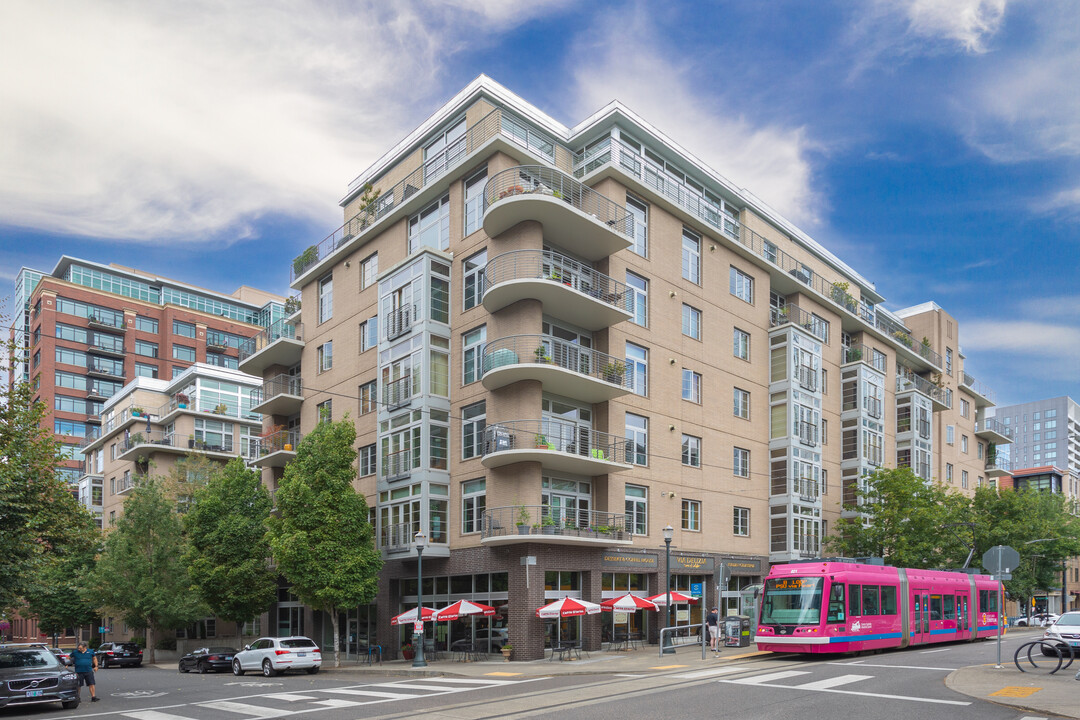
293;245;318;276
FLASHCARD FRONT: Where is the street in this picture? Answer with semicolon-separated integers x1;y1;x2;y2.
2;633;1065;720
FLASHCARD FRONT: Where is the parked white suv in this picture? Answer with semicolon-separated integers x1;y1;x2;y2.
232;637;321;677
1040;611;1080;657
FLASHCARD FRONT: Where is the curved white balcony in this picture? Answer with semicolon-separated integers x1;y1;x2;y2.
481;420;631;475
481;335;632;404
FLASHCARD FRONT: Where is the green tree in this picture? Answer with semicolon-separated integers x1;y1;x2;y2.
266;418;382;668
85;479;204;662
183;458;275;638
824;467;969;568
22;506;101;640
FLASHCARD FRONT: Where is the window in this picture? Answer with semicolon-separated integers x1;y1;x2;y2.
626;413;648;466
733;507;749;536
359;316;378;352
626;343;648;396
313;341;332;373
681;499;701;531
810;314;830;344
317;399;332;423
463;249;487;310
135;316;158;333
626;272;647;326
462;401;486;460
318;274;333;323
173;320;196;338
430;336;449;397
135;339;158;358
682;304;701;340
409;193;451;252
961;470;969;489
733;387;751;420
359;381;377;415
462;478;486;534
960;398;970;418
946;425;955;444
682;369;701;403
961;435;968;453
625;484;647;535
730;267;753;303
733;328;750;361
627;196;648;257
946;463;954;483
464;169;487;236
946;348;953;375
682;229;700;284
358;444;376;477
462;326;485;384
977;442;984;460
733;447;750;478
360;253;378;290
682;434;701;467
172;344;196;362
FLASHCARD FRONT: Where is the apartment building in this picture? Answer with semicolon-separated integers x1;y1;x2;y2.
992;396;1080;478
241;76;1006;660
9;256;285;526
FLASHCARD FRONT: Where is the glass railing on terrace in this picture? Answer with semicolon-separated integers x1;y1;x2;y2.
250;374;303;406
842;343;888;372
482;420;630;464
976;417;1012;439
769;304;829;343
961;372;996;403
895;371;947;406
480;505;631;540
985;455;1012;473
482;249;632;314
238;320;304;362
257;428;301;456
154;393;258;421
291;108;508;281
484;165;634;238
481;335;634;392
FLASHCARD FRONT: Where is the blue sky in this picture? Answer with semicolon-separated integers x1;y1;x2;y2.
1;0;1077;406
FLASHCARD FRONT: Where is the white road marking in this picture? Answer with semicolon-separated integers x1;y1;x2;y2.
370;682;467;692
311;699;362;708
794;673;874;690
262;693;316;702
728;670;811;684
197;700;292;717
921;648;950;653
420;678;520;685
320;688;424;700
673;665;752;679
826;661;956;671
123;712;195;720
718;679;971;706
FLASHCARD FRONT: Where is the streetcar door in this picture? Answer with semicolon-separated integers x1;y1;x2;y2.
956;593;968;634
911;589;930;643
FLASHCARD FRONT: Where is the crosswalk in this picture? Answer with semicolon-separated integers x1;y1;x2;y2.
120;677;528;720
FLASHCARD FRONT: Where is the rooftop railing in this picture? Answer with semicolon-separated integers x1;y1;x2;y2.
480;505;631;540
482;420;631;465
484;165;634;238
482;249;632;314
238;319;305;363
769;304;829;343
481;334;634;391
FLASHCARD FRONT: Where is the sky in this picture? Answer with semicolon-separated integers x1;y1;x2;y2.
0;0;1077;406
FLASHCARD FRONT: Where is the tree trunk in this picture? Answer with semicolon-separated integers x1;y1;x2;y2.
330;609;340;668
146;625;156;664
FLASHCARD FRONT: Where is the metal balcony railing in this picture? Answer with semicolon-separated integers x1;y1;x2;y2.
87;360;124;378
769;304;828;343
87;313;125;331
797;365;818;392
292;108;508;281
120;430;181;453
385;306;413;340
796;421;819;447
842;343;887;372
895;371;948;407
795;533;820;557
482;420;631;465
382;447;420;479
480;506;631;540
250;374;303;407
985;455;1012;474
961;372;996;404
792;478;820;502
484;165;634;239
482;249;632;314
379;521;447;551
864;396;883;419
976;417;1012;439
238;319;304;363
383;374;413;410
257;429;301;456
481;335;634;391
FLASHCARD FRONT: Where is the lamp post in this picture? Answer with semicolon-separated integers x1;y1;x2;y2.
1025;538;1053;621
412;531;428;668
662;525;675;654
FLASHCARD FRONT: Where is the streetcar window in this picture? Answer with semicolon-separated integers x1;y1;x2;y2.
760;577;824;626
978;589;998;612
944;594;956;620
849;584;861;616
827;583;845;623
862;586;880;616
880;586;897;615
929;594;942;620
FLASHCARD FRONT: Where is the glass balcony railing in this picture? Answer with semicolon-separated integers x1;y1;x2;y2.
961;371;996;404
250;374;303;407
975;417;1012;440
238;320;304;363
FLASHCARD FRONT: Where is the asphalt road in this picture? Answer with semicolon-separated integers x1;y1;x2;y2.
2;634;1062;720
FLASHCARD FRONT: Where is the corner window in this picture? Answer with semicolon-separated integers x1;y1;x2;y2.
408;194;451;252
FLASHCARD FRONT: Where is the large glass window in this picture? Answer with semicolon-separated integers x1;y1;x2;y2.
625;484;647;535
626;343;648;396
682;304;701;340
173;344;196;362
318;274;333;323
462;478;486;534
627;196;648;257
626;413;648;466
463;249;487;311
135;316;158;333
681;434;701;467
173;320;196;338
409;194;451;252
681;229;700;284
462;401;486;460
730;267;754;303
135;339;158;358
463;326;485;385
626;271;648;327
464;169;487;236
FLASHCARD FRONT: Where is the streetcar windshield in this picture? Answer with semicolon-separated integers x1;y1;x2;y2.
760;577;823;625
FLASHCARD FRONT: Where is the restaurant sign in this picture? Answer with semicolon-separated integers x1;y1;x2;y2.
601;553;659;570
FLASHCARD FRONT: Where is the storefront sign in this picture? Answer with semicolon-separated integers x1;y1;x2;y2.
721;559;762;574
614;612;628;623
602;553;658;570
676;609;690;622
672;555;713;572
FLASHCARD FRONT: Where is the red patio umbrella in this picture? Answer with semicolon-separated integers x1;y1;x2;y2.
390;606;437;625
535;597;602;619
645;591;699;606
600;593;658;612
433;600;496;622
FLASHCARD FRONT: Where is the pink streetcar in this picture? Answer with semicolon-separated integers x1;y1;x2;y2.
755;560;1001;654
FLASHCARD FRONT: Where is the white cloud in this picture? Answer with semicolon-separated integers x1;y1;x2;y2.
898;0;1007;52
567;8;821;228
0;0;572;244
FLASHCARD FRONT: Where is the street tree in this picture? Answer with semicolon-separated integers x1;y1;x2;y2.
824;467;970;568
266;418;382;667
22;505;101;640
183;457;275;639
85;478;205;661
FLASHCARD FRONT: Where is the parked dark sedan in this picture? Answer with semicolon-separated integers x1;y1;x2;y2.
178;646;239;674
97;641;143;668
0;643;80;710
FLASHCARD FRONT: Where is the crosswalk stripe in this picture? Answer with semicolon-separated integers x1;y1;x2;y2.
673;665;752;679
123;712;196;720
728;670;811;685
198;700;292;718
419;677;517;685
320;688;422;700
311;699;363;708
372;682;466;692
263;693;316;702
794;674;874;690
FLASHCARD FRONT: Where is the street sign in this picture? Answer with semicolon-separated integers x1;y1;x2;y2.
982;545;1020;575
991;573;1012;581
690;582;703;596
413;621;423;634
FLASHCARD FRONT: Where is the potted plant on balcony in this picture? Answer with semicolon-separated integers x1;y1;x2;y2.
128;432;145;447
131;407;144;418
213;403;228;415
830;281;850;303
516;505;531;534
500;642;513;662
602;361;624;384
293;245;318;276
541;515;557;535
534;346;551;364
498;184;525;200
175;393;189;409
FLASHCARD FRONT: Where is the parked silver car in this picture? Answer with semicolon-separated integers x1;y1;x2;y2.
232;637;321;677
1040;611;1080;656
0;643;80;710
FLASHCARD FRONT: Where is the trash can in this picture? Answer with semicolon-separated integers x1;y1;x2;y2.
724;615;751;647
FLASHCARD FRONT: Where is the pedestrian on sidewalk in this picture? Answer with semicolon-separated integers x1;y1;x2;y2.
71;642;100;702
707;607;720;654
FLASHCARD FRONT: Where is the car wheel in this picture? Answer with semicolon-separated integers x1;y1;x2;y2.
198;661;209;674
232;659;244;676
262;659;276;677
306;666;319;675
179;660;188;673
134;662;142;668
62;700;80;709
101;658;108;669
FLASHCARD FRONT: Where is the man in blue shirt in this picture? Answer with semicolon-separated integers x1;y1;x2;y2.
70;642;100;702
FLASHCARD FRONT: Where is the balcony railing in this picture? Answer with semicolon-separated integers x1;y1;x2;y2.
797;365;818;392
842;343;887;372
796;421;819;446
385;306;413;341
482;420;631;465
961;372;996;404
481;335;634;391
795;534;821;558
87;313;125;331
120;430;181;453
257;429;301;456
292;107;507;282
792;478;820;502
480;505;631;541
985;455;1012;474
153;393;258;421
976;417;1012;440
482;249;632;314
895;371;948;407
250;374;303;407
380;521;447;551
383;374;413;410
87;360;124;378
769;304;828;343
484;165;634;239
238;320;304;363
381;447;419;479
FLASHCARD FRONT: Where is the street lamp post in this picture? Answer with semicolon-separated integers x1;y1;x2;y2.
412;531;428;668
662;525;674;654
1025;538;1054;622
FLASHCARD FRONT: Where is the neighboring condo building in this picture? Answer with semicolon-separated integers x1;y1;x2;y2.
242;75;1009;660
992;396;1080;478
8;256;285;526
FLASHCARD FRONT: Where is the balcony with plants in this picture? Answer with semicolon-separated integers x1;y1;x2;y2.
483;165;633;261
237;319;305;376
984;451;1012;478
480;335;633;403
895;369;949;412
479;505;632;547
482;249;632;331
481;420;632;475
769;303;829;344
250;374;304;416
251;428;302;468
